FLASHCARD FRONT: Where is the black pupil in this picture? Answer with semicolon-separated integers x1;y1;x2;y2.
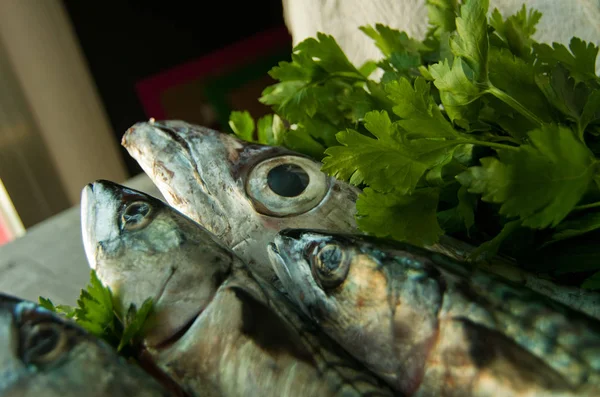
266;164;309;197
123;202;150;224
319;246;342;272
27;328;59;359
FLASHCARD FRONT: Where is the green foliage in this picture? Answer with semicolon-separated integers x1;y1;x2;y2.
229;0;600;288
39;270;154;353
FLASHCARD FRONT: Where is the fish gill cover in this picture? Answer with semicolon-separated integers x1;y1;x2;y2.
229;0;600;290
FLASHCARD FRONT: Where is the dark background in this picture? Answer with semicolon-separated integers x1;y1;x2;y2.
62;0;286;176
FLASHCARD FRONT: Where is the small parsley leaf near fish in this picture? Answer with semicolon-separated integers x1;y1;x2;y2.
229;0;600;288
38;270;154;354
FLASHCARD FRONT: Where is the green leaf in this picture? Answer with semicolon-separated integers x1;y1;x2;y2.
386;77;458;138
457;125;596;228
272;114;286;145
426;0;459;37
283;128;326;160
359;60;378;78
356;187;443;246
450;0;489;84
54;305;77;318
118;298;154;352
360;24;428;57
489;5;542;59
38;297;55;311
488;48;554;123
294;33;362;76
300;118;339;148
534;38;600;84
229;111;255;141
582;272;600;290
535;63;596;138
550;212;600;243
457;184;476;231
322;110;458;193
256;114;275;145
269;59;312;81
429;58;483;123
469;219;522;261
260;82;319;123
581;90;600;132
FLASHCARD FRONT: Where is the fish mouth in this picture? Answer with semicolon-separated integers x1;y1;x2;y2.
122;120;230;235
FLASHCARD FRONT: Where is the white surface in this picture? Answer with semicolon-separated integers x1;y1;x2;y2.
283;0;600;74
0;173;164;306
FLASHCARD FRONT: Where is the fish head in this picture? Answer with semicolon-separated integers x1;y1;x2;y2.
81;180;235;347
268;229;394;327
0;294;169;396
122;120;360;280
269;229;441;328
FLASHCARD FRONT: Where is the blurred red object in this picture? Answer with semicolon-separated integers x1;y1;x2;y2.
0;216;11;246
135;26;291;130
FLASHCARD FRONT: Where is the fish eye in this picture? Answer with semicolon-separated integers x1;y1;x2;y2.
121;201;153;231
245;155;329;217
311;244;349;289
21;322;68;366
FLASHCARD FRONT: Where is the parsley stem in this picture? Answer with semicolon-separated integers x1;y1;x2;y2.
462;140;519;151
486;85;543;126
573;201;600;211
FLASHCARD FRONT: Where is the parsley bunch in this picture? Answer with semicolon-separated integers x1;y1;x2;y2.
230;0;600;289
39;270;153;353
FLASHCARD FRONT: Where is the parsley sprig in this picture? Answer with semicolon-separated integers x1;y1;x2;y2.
230;0;600;289
39;270;153;353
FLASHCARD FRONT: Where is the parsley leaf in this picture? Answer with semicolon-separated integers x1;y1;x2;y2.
356;187;444;245
534;38;600;84
489;5;542;59
426;0;459;38
360;24;427;58
457;125;596;228
118;297;153;352
39;270;154;355
450;0;489;83
549;211;600;244
229;111;254;141
322;109;457;193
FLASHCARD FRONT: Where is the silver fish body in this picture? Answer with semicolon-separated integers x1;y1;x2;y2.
0;293;170;397
268;229;600;397
121;120;600;320
81;180;395;397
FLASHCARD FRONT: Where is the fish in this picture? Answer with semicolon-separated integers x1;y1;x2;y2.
121;120;600;320
268;229;600;397
0;293;172;397
81;180;395;397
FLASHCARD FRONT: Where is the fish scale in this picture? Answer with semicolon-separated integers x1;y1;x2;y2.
460;270;600;386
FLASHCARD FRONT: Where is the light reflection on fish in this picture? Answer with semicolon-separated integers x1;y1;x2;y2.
0;293;171;397
121;120;600;320
268;229;600;397
81;180;395;397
